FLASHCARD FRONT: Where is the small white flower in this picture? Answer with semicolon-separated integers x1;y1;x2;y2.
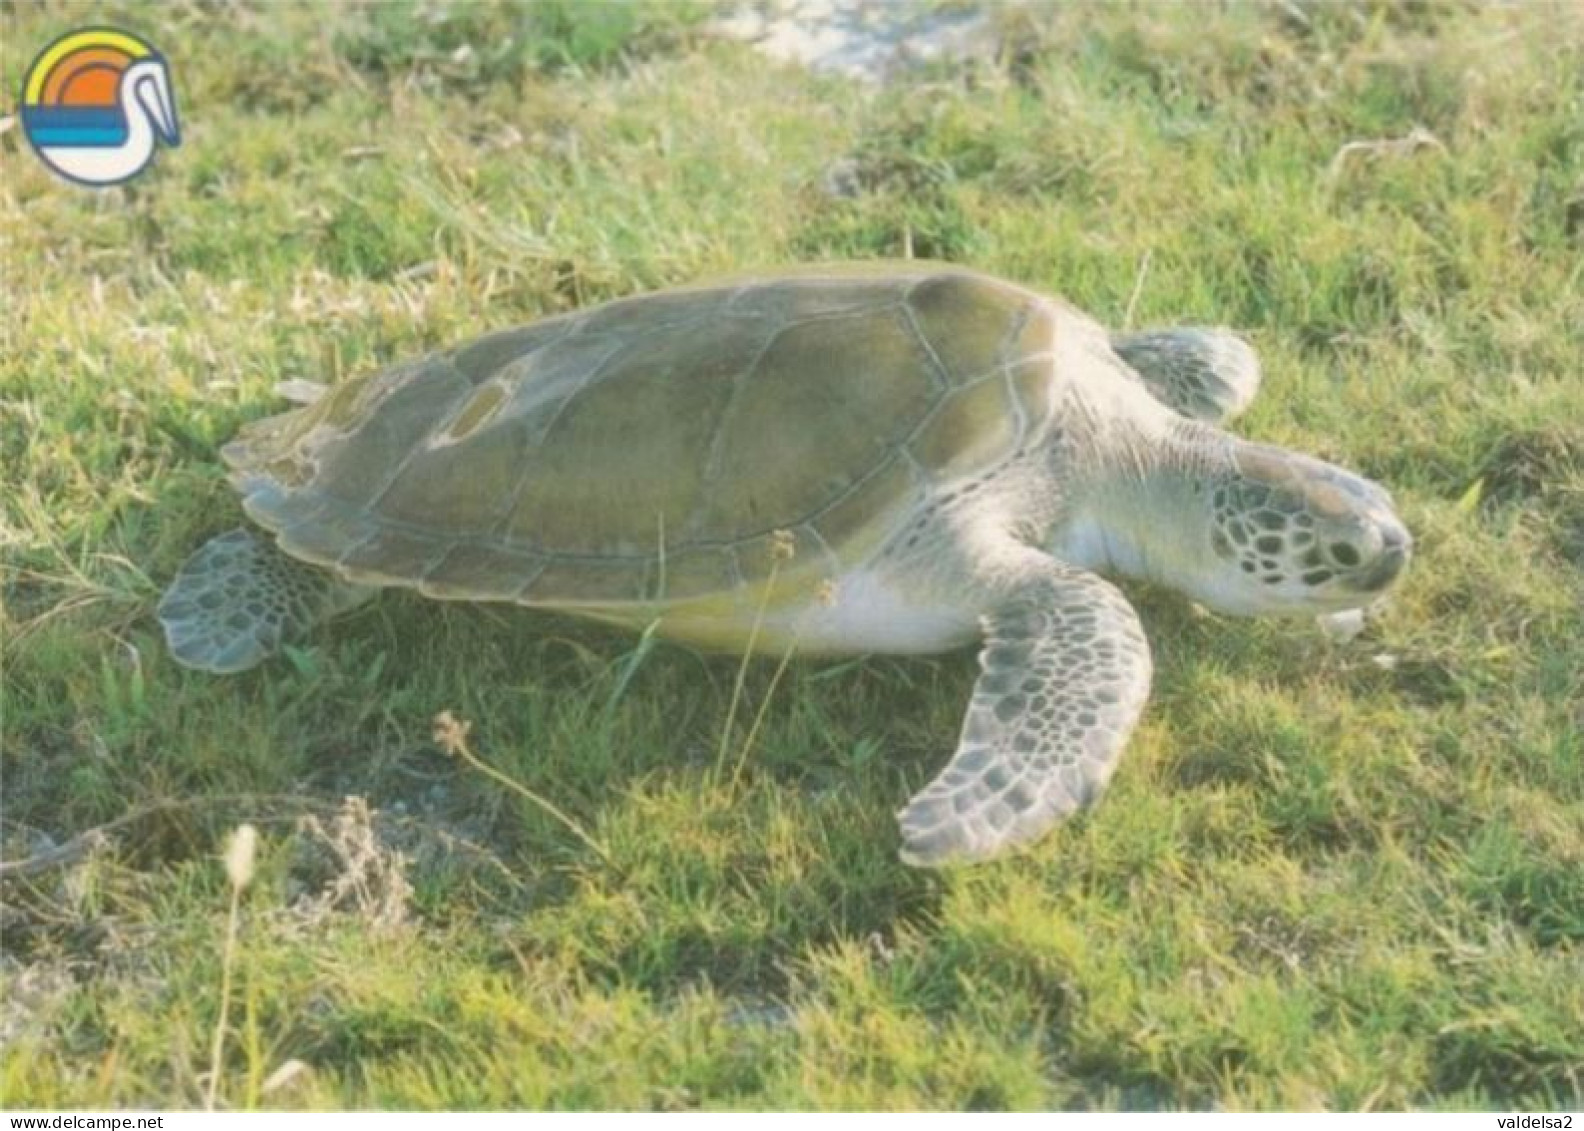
224;824;258;891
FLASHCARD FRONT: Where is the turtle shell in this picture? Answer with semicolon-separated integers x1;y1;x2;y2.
226;263;1061;608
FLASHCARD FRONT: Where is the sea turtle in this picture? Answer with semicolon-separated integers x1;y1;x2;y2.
159;263;1411;866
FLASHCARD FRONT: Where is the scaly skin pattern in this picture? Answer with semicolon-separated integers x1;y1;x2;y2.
1111;327;1262;423
158;528;372;674
895;555;1152;866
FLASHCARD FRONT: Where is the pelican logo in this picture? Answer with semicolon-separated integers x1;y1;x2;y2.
20;27;180;188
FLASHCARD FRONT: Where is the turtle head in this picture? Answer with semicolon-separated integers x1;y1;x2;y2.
1186;443;1410;616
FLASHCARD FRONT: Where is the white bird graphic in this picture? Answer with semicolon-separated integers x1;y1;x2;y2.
31;55;180;186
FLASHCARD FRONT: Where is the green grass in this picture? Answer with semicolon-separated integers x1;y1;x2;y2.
4;0;1582;1111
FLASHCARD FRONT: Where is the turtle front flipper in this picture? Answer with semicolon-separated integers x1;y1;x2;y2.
1111;327;1261;423
897;563;1153;867
158;528;374;674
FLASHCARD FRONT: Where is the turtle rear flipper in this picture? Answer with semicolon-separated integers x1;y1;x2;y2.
158;528;373;674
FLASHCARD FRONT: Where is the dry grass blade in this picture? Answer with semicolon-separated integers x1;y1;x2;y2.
1326;126;1448;181
432;710;610;865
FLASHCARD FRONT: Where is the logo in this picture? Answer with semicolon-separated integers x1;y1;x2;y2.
20;27;180;188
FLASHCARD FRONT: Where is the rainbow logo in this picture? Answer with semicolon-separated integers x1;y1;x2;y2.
20;27;180;188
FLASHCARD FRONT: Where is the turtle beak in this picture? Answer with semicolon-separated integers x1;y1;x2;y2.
1350;520;1412;593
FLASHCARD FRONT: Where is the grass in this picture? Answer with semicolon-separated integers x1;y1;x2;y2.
3;0;1582;1111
